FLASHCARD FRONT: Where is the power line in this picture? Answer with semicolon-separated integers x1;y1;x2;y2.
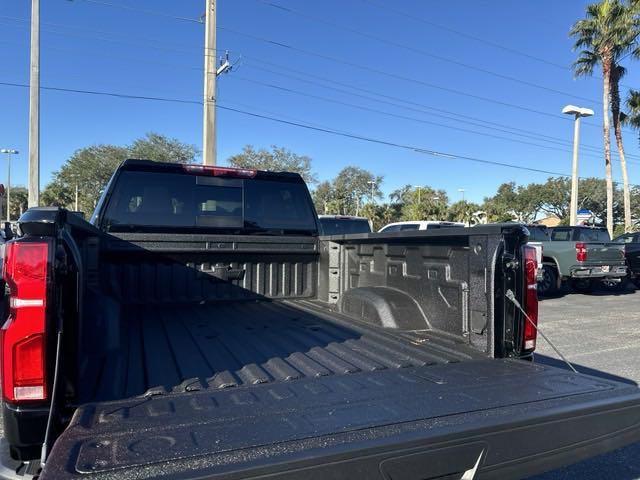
219;26;594;124
220;26;640;137
2;12;632;158
358;0;638;92
253;0;601;105
2;79;637;185
72;0;633;136
233;74;640;164
0;15;209;55
80;0;201;24
358;0;570;71
0;81;201;105
242;59;640;161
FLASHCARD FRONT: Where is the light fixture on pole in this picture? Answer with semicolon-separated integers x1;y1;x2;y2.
562;105;594;226
0;149;19;222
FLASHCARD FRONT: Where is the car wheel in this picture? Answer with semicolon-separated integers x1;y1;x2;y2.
537;265;558;296
572;278;594;293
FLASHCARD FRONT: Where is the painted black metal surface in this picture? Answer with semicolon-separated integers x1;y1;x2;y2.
87;300;479;402
41;358;640;479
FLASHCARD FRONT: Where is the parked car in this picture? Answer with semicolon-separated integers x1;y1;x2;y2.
529;225;627;295
613;231;640;287
4;160;640;480
318;214;372;235
378;220;465;232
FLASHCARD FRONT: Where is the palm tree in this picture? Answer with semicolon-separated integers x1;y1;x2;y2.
610;63;634;232
624;88;640;128
570;0;637;237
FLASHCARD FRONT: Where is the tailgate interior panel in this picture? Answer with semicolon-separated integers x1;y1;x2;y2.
42;359;640;479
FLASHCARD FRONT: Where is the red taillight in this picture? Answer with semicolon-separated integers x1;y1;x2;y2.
576;242;587;262
523;245;538;351
182;164;257;178
1;241;49;402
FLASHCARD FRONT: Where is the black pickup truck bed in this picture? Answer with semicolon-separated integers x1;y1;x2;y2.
5;162;640;480
90;300;480;401
45;351;640;479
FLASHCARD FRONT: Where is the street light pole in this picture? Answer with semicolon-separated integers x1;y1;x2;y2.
367;180;376;203
562;105;594;226
0;149;19;222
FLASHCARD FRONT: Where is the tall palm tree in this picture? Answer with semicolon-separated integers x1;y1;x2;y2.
570;0;637;237
610;63;633;232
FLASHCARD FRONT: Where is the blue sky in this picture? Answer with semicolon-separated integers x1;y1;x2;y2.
1;0;640;204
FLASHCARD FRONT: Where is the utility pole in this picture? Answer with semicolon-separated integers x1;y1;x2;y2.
75;184;79;211
0;149;18;221
28;0;40;207
202;0;217;165
562;105;594;226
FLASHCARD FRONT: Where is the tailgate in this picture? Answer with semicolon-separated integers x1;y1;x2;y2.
585;242;626;264
41;359;640;480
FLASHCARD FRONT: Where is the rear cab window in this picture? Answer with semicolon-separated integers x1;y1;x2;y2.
399;224;420;231
319;218;371;235
614;234;636;244
550;228;574;241
101;169;318;235
576;228;611;242
528;226;550;241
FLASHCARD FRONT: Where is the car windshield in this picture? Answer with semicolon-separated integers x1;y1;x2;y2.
102;170;318;234
319;218;371;235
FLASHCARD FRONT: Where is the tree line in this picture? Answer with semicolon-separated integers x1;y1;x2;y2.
33;139;638;236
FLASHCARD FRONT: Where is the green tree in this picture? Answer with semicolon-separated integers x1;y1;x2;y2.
447;200;481;225
535;178;572;220
129;132;199;164
2;187;29;221
311;181;336;214
42;133;197;214
228;145;317;184
610;64;634;231
570;0;638;236
331;167;383;216
399;186;448;221
482;182;539;222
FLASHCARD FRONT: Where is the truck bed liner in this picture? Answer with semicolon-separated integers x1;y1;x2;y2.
91;300;481;402
45;359;640;479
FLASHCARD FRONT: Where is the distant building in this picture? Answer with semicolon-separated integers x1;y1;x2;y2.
535;215;561;227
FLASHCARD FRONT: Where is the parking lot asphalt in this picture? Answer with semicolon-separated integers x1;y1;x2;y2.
528;283;640;480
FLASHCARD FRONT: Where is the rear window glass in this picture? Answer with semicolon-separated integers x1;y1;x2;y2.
400;224;420;231
102;170;317;234
528;227;550;241
319;218;371;235
550;229;573;241
576;229;611;242
614;234;635;243
380;225;400;233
